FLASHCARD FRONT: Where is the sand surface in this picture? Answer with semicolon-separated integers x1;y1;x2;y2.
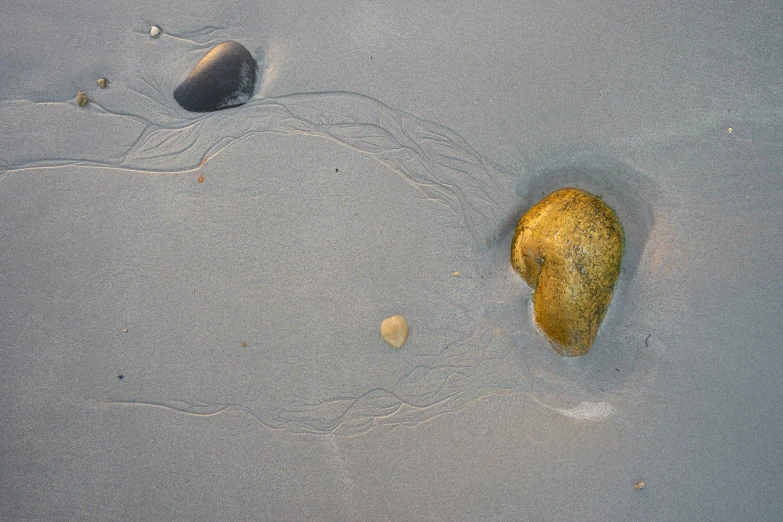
1;1;782;520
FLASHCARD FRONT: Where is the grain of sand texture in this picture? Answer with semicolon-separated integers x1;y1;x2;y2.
1;1;782;520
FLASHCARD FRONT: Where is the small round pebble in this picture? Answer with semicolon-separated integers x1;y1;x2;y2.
150;25;161;37
97;78;107;89
76;92;87;107
380;315;409;348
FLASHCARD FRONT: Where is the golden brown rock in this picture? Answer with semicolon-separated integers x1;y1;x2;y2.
510;187;623;356
76;92;87;107
97;78;107;89
380;315;409;348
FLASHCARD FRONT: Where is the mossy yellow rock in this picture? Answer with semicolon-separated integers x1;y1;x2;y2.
511;188;623;356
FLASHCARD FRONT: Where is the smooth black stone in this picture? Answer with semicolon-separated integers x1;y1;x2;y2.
173;41;257;112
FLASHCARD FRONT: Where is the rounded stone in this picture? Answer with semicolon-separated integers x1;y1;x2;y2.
97;78;107;89
510;187;624;356
150;25;161;37
173;40;257;113
380;315;409;348
76;92;87;107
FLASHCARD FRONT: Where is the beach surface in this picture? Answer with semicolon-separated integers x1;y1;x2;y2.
1;1;782;520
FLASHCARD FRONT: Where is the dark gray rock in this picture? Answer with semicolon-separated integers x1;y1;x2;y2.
173;41;257;112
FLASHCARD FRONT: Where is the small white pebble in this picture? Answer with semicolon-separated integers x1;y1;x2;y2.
727;127;733;133
150;25;161;37
380;315;409;348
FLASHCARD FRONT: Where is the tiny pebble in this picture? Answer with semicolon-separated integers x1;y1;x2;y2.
150;25;161;37
453;271;460;276
123;328;128;333
728;127;733;133
241;342;247;347
197;175;205;183
97;78;107;89
76;92;87;107
380;315;409;348
634;481;645;492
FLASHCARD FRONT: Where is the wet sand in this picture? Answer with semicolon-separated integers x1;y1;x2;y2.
1;1;781;520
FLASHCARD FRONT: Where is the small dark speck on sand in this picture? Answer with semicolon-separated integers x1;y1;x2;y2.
335;168;339;172
118;375;124;380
